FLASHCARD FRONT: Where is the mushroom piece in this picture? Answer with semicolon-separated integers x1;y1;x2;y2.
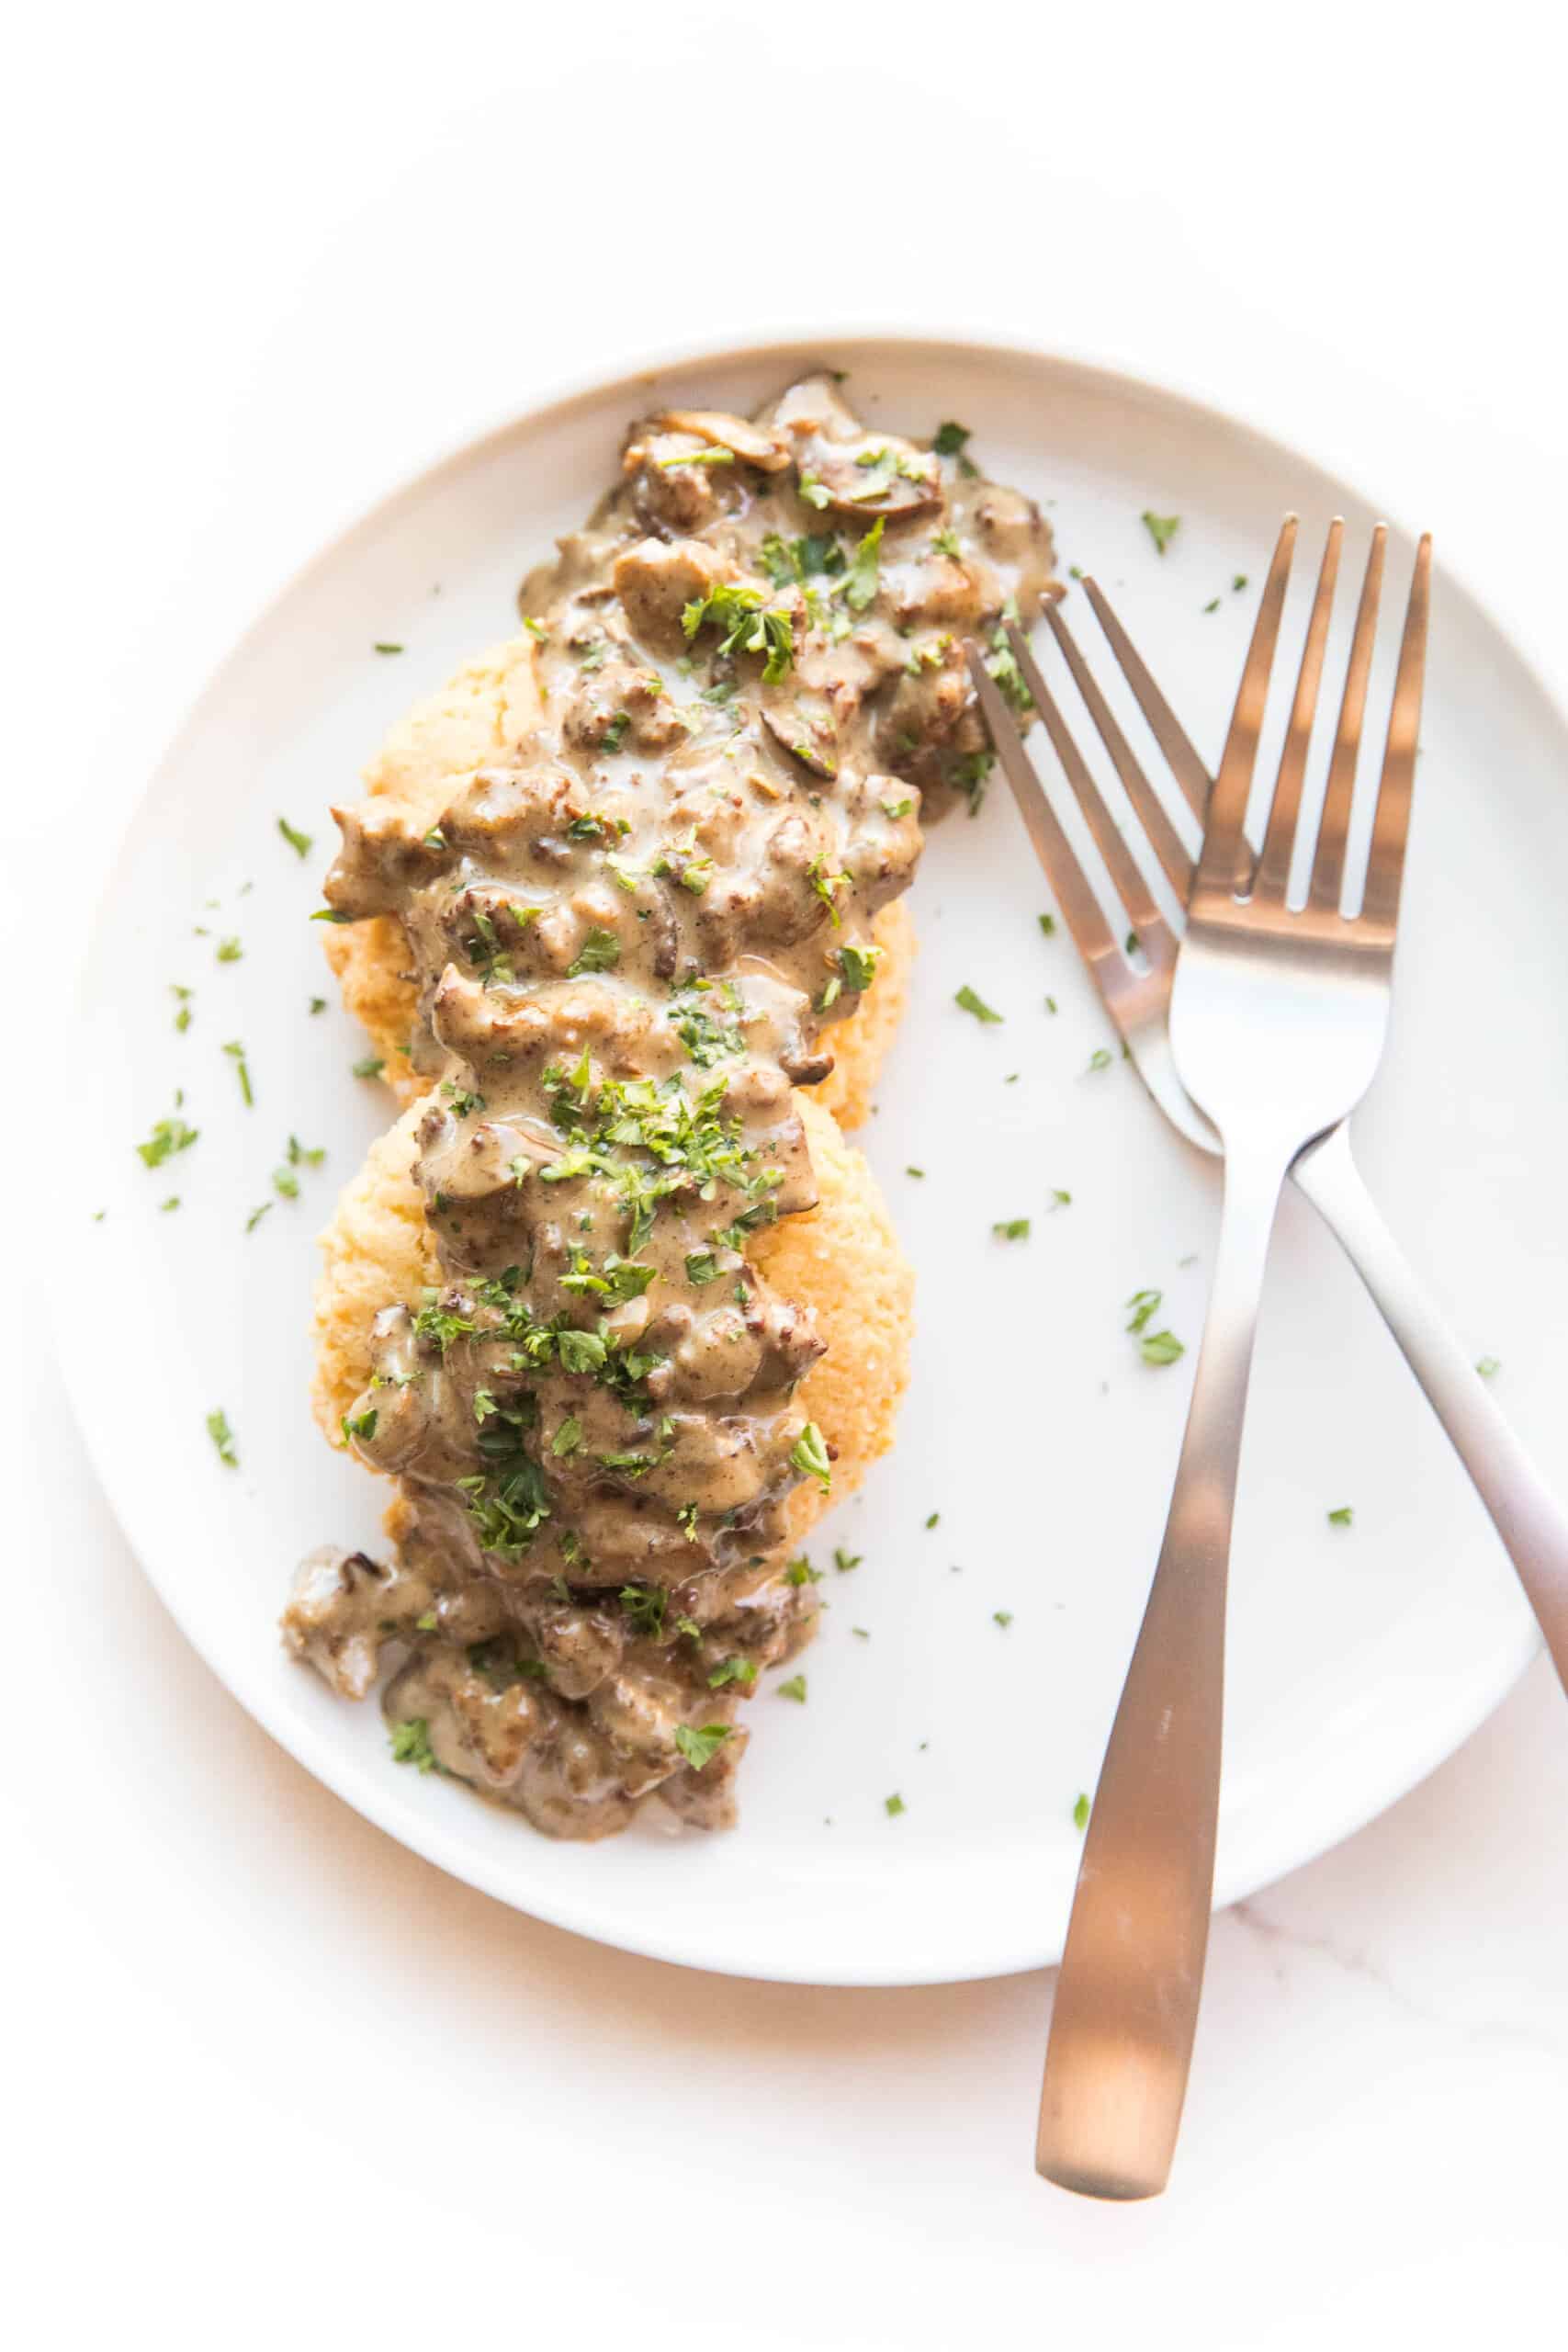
654;408;792;471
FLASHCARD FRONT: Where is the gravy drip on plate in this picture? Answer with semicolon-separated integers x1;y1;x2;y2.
283;376;1055;1838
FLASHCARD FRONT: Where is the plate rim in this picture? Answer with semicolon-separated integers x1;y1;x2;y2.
60;326;1551;1985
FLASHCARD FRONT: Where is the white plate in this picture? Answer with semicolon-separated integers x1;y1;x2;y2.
63;334;1566;1985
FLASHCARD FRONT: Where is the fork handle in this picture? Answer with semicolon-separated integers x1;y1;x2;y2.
1292;1122;1568;1693
1037;1141;1292;2201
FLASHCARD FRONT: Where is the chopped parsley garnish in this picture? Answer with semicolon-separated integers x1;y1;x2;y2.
932;420;970;458
1202;597;1221;614
1037;913;1056;938
277;815;312;859
1476;1355;1501;1379
1233;574;1249;592
843;514;885;613
138;1112;198;1169
798;473;831;510
245;1203;272;1233
681;582;795;684
160;1196;180;1213
1140;1330;1185;1366
673;1723;732;1770
833;1548;862;1574
954;983;1002;1024
352;1055;386;1080
522;616;549;642
881;795;913;820
389;1718;436;1771
619;1584;668;1637
789;1421;831;1494
708;1657;757;1689
550;1417;581;1457
206;1409;238;1467
601;711;631;753
216;936;243;963
273;1167;298;1199
1125;1290;1162;1334
807;854;850;926
221;1041;254;1105
567;926;621;978
784;1555;822;1586
170;983;194;1032
993;1610;1014;1629
1327;1505;1354;1528
1086;1046;1114;1073
341;1408;378;1444
310;908;351;923
885;1792;906;1817
993;1218;1030;1241
837;942;883;992
950;750;993;816
1142;511;1180;555
309;995;327;1015
374;642;404;656
684;1249;721;1286
984;628;1032;714
931;526;962;559
1072;1792;1090;1832
777;1674;807;1703
924;1511;940;1529
759;530;844;586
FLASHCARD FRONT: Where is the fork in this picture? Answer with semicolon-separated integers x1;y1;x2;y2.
973;516;1436;2202
967;543;1568;1702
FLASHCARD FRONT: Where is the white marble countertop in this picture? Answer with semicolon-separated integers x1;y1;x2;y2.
12;5;1567;2341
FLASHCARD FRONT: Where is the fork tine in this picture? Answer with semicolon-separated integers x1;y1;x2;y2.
1359;533;1431;937
964;645;1124;980
1081;578;1211;825
1308;526;1387;913
998;628;1168;939
1251;521;1345;903
1031;605;1194;900
1197;515;1297;898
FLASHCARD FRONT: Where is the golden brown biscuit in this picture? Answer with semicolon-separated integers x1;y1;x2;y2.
312;1090;913;1552
322;635;917;1127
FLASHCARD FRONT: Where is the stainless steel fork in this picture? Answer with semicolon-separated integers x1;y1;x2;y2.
986;516;1428;2201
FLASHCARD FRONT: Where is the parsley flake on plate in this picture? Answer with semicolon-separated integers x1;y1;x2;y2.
1327;1505;1354;1528
221;1040;254;1105
1072;1792;1090;1832
206;1409;238;1467
276;815;312;859
776;1674;807;1703
1142;511;1180;555
993;1217;1030;1241
137;1112;198;1169
954;983;1003;1024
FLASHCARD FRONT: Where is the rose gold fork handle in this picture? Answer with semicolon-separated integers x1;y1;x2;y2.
1293;1123;1568;1693
1038;1143;1292;2201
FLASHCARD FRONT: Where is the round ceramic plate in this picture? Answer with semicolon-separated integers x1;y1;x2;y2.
63;334;1564;1985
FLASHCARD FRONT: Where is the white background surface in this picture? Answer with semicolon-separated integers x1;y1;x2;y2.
9;5;1568;2344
